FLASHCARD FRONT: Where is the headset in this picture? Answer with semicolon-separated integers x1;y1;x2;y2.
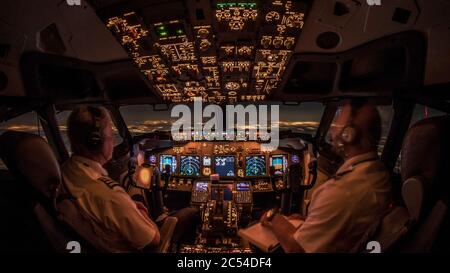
340;125;358;144
338;102;360;144
334;109;359;151
85;106;103;151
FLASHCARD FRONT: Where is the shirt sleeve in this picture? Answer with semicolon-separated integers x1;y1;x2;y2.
293;184;352;253
100;190;159;250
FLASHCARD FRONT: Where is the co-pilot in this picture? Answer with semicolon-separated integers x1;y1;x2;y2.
261;99;391;253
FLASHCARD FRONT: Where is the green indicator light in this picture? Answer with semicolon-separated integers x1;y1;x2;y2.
176;29;184;35
217;2;255;9
159;31;168;36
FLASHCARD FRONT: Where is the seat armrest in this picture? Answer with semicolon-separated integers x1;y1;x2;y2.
157;216;178;253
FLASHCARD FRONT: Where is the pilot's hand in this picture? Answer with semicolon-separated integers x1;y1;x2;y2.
260;210;275;230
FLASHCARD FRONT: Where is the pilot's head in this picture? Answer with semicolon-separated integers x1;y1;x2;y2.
67;105;114;165
330;99;382;159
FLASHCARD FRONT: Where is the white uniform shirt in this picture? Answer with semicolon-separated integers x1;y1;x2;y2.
293;152;391;252
60;155;158;252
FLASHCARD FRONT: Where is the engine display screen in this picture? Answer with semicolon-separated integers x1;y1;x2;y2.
270;155;287;175
160;155;177;173
245;155;266;176
214;156;236;177
195;181;209;192
236;182;251;192
180;156;201;176
203;156;211;166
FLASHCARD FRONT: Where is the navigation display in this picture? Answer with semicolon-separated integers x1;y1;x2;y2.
180;156;201;176
245;155;266;176
214;156;236;177
160;155;177;173
270;155;287;175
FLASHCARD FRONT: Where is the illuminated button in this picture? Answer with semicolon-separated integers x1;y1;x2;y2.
267;54;276;62
284;37;295;49
265;11;280;22
199;39;211;51
261;37;271;48
225;82;240;91
273;37;283;49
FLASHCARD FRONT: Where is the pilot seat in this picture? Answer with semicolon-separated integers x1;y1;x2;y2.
0;131;178;253
355;116;450;252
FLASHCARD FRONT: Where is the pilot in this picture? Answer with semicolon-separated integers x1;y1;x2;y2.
60;105;196;252
260;99;391;253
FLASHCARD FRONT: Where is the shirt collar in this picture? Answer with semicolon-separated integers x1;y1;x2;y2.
336;151;379;176
72;155;108;177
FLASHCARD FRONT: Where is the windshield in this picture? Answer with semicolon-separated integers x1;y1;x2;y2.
119;102;325;137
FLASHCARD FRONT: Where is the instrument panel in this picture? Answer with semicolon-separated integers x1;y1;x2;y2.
147;142;298;176
143;141;304;193
136;140;309;252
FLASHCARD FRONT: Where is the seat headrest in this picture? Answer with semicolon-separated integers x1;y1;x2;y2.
0;131;61;198
401;116;450;186
402;176;426;221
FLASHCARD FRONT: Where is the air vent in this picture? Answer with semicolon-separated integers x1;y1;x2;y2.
392;8;411;24
316;31;341;49
334;1;350;16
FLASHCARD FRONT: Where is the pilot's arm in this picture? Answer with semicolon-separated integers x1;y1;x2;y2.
262;184;352;253
101;191;161;249
261;213;305;253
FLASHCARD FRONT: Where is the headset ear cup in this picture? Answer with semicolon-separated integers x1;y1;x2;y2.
341;126;356;143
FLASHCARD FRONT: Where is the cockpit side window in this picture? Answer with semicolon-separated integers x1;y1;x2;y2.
0;111;46;170
409;104;447;126
56;110;124;155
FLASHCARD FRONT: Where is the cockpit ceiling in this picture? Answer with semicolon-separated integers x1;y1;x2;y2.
101;1;308;104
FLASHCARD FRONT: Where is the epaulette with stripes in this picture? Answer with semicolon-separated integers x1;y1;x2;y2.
98;176;121;189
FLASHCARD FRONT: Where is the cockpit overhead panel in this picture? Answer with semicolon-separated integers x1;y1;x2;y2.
104;1;308;104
